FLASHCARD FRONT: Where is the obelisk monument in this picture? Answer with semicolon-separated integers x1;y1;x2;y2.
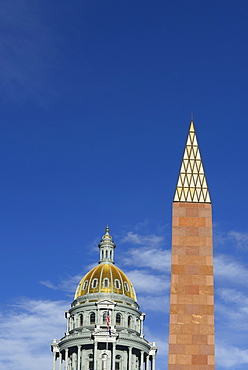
168;121;215;369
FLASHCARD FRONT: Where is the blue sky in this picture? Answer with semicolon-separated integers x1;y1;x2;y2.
0;0;248;369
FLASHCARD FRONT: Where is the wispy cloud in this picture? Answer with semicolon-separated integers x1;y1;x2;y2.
122;231;165;248
138;295;169;312
0;298;68;370
122;246;171;271
214;254;248;283
216;345;248;369
40;273;83;294
228;231;248;249
127;270;169;294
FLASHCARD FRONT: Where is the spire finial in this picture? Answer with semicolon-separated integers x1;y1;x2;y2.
173;121;211;203
98;226;116;264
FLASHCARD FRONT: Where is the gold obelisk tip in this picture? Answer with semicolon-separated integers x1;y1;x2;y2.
173;121;211;203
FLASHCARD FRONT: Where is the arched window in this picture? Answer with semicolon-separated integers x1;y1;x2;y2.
116;313;121;326
90;312;95;325
92;278;98;288
115;355;121;370
115;279;120;289
128;315;132;328
88;354;93;370
101;353;108;370
83;280;88;290
106;250;108;258
110;251;112;259
124;282;129;292
101;250;104;259
79;314;83;327
103;311;107;324
103;278;109;288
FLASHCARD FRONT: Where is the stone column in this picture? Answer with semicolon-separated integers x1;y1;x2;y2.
112;342;116;370
65;348;69;370
151;355;155;370
94;342;97;370
140;315;144;336
53;351;57;370
65;311;70;333
145;354;149;370
77;346;81;370
59;352;62;370
81;349;86;370
128;347;132;370
140;351;144;370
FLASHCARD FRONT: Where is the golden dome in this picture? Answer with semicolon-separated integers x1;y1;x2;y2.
74;263;136;301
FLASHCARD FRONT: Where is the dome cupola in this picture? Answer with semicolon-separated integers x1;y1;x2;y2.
98;226;116;264
74;227;136;301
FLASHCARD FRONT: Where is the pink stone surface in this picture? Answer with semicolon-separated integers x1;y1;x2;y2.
168;203;215;369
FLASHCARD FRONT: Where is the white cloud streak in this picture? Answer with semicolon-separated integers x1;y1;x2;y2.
0;298;68;370
126;270;169;294
228;231;248;249
216;345;248;369
214;254;248;283
122;231;165;248
40;273;83;293
122;246;171;272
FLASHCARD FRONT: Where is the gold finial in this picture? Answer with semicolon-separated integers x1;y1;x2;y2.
174;120;211;203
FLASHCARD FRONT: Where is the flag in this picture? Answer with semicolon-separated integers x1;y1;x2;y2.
106;310;111;337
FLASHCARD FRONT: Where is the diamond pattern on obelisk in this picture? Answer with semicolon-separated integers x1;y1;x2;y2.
174;122;211;203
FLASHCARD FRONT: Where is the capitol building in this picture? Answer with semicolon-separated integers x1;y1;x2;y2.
51;226;158;370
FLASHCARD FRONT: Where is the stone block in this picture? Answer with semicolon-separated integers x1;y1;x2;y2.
199;228;212;237
200;266;213;275
179;217;206;227
176;354;192;364
177;334;193;344
199;345;215;355
206;276;214;286
207;355;215;365
178;275;193;285
192;355;208;365
186;227;199;236
186;208;199;217
185;285;199;295
185;265;200;275
172;265;185;274
169;344;185;354
192;275;206;285
178;295;193;304
173;226;187;236
199;246;212;256
192;335;208;344
186;246;200;255
184;344;200;355
199;286;214;295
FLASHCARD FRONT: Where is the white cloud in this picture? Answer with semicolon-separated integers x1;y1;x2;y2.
126;270;169;294
228;231;248;249
122;247;171;272
0;298;68;370
138;295;169;312
122;231;165;248
40;273;83;294
216;345;248;369
214;254;248;283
